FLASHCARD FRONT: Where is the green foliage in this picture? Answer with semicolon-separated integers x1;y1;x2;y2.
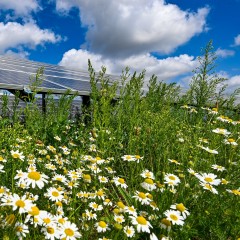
0;43;239;239
187;40;228;108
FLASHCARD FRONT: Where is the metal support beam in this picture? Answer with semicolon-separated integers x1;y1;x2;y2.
42;93;46;113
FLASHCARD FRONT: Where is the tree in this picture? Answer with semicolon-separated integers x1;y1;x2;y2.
187;40;227;108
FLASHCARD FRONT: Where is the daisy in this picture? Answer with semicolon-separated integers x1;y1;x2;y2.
39;211;58;226
211;164;226;172
89;202;103;211
95;189;106;200
170;203;190;219
47;145;56;153
164;173;181;187
140;169;155;179
198;145;218;154
223;138;238;146
196;173;221;186
130;215;152;233
98;175;109;183
45;187;64;202
41;223;61;240
226;189;240;195
25;170;49;189
212;128;231;136
114;214;125;224
0;156;7;163
95;221;109;233
164;209;185;225
124;205;137;216
123;225;135;238
160;218;171;231
200;182;218;194
4;193;33;214
84;210;97;220
132;191;151;205
121;155;135;162
60;221;82;240
15;222;29;238
52;174;67;184
11;150;25;161
113;177;128;189
140;178;157;191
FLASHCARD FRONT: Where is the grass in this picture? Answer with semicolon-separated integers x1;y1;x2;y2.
0;43;239;240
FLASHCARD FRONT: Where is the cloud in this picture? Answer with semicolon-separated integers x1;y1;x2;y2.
234;34;240;46
0;22;62;54
216;48;235;58
59;49;198;82
55;0;209;58
226;75;240;92
0;0;40;17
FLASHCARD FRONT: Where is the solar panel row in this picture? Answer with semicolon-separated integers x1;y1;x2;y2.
0;55;119;96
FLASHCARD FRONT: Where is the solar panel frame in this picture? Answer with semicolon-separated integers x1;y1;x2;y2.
0;55;120;96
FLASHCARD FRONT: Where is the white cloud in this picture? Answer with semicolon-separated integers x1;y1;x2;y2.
226;75;240;92
55;0;209;58
0;22;62;54
59;49;198;81
216;48;235;58
234;34;240;46
0;0;40;17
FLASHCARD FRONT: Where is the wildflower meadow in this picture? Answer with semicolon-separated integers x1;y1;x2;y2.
0;42;239;239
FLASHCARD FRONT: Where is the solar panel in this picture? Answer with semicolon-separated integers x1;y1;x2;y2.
0;55;120;96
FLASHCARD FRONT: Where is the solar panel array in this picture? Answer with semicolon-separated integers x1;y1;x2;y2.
0;55;119;96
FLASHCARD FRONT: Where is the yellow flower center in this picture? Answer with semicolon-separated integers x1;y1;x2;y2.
176;203;185;212
0;156;4;161
117;202;125;209
28;171;41;181
169;176;176;180
43;218;51;224
118;178;125;184
97;190;104;196
0;188;4;194
126;155;132;160
64;228;74;236
47;227;55;234
92;203;98;209
12;153;20;158
204;177;213;183
161;218;171;226
52;191;59;197
99;221;107;228
16;226;23;232
28;206;40;215
138;192;146;199
170;214;178;221
83;174;91;180
136;216;147;225
144;178;154;184
232;189;240;195
15;200;25;208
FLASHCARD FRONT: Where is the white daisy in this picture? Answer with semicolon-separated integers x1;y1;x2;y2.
113;177;128;189
45;187;64;202
130;215;152;233
123;225;135;238
60;221;82;240
132;191;151;205
164;210;185;226
96;221;109;233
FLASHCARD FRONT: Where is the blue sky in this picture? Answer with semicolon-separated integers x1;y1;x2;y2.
0;0;240;92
